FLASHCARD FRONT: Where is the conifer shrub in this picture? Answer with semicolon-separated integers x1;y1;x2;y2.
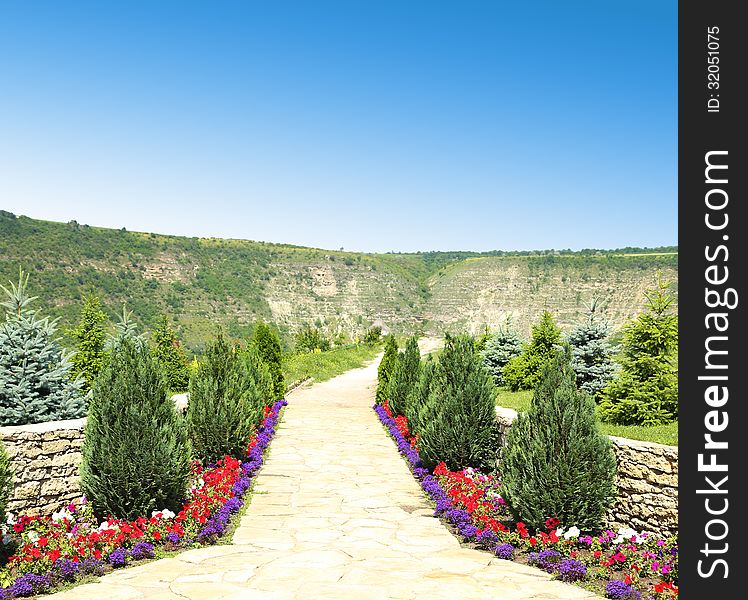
68;295;108;392
376;335;399;404
481;320;523;386
362;325;382;345
0;270;85;426
0;441;12;524
388;336;421;417
567;302;616;400
500;349;616;532
407;357;436;437
417;334;499;471
186;334;265;464
251;322;285;399
503;311;562;391
600;281;678;425
151;315;190;392
80;337;191;520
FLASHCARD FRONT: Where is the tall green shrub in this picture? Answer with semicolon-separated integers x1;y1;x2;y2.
294;324;331;353
251;322;285;399
151;315;190;392
567;302;616;400
503;311;562;391
501;349;616;531
407;357;436;437
0;270;85;426
0;442;12;524
417;334;498;471
187;334;265;464
376;335;399;404
80;338;191;520
600;281;678;425
481;320;523;386
388;336;421;417
68;295;108;392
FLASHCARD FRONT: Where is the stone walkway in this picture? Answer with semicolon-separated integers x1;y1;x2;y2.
48;358;597;600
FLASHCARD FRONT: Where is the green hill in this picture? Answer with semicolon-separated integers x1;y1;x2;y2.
0;210;677;349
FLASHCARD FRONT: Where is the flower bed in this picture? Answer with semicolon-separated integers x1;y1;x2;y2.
0;399;287;598
374;401;679;600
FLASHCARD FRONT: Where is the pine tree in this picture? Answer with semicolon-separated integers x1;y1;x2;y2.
408;357;436;437
0;270;85;426
151;315;190;393
501;348;616;531
417;334;498;471
600;280;678;425
388;336;421;417
0;441;12;524
80;337;191;520
68;295;108;392
187;334;265;464
481;319;523;386
105;305;143;352
251;322;285;399
376;335;399;404
567;301;616;400
503;311;562;391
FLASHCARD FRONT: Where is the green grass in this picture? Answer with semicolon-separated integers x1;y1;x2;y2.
495;387;678;446
282;343;381;386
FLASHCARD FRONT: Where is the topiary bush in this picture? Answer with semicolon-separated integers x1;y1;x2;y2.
376;335;399;404
151;315;190;393
0;441;12;524
251;322;285;400
503;311;562;391
388;336;421;417
567;302;616;400
481;320;523;386
500;348;616;532
80;337;191;520
186;334;265;464
417;334;499;472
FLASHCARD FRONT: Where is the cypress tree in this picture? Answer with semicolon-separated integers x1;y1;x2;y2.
80;337;191;520
407;357;436;437
503;311;562;391
0;269;85;426
151;315;190;393
251;322;285;399
417;334;498;471
481;319;523;386
388;336;421;417
376;335;399;404
500;348;616;532
567;301;616;400
68;295;108;392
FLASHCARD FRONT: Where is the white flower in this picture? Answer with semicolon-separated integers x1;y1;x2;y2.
27;531;39;543
5;513;15;526
564;526;581;540
98;520;115;532
52;509;73;522
617;527;638;540
151;508;175;520
613;535;624;544
555;527;565;537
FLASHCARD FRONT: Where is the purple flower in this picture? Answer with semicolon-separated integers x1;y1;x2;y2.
458;523;478;539
476;529;499;550
445;508;471;526
56;558;81;581
557;559;587;582
130;542;156;560
495;543;515;560
605;580;642;600
107;548;128;568
9;573;52;597
527;549;561;573
166;531;181;544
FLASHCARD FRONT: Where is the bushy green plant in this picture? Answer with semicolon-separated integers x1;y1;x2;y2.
407;357;436;437
251;322;285;399
0;270;85;426
0;441;12;524
600;281;678;425
503;311;562;391
80;337;191;520
417;334;498;471
294;324;331;353
376;335;399;404
362;325;382;344
567;302;616;400
68;295;108;392
151;315;190;392
186;334;265;464
501;348;616;531
105;305;144;352
481;320;523;386
388;336;421;417
473;324;491;353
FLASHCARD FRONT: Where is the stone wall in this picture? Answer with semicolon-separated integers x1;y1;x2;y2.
495;407;678;538
0;418;85;517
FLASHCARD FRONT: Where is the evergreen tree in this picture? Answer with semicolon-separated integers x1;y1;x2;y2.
80;337;191;520
501;349;616;531
105;305;143;352
0;441;12;524
251;322;285;399
239;346;275;405
407;357;436;437
376;335;399;404
0;270;85;426
481;319;523;386
68;295;108;392
187;334;265;464
567;301;616;400
600;280;678;425
294;324;331;353
417;334;498;471
503;311;562;391
151;315;190;393
388;336;421;417
473;324;491;353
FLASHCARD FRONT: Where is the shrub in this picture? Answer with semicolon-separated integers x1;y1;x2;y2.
600;280;678;425
362;325;382;344
567;301;616;400
503;311;561;391
0;441;12;523
417;334;499;471
500;348;616;532
388;336;421;417
0;269;85;426
294;324;331;353
68;295;108;392
151;315;190;393
80;337;191;520
481;320;523;386
186;334;265;463
376;335;399;404
251;322;285;399
406;356;436;435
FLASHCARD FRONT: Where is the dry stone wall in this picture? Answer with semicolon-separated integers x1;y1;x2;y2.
0;418;85;517
495;408;678;538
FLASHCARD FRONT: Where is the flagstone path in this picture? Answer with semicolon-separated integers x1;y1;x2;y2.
48;355;598;600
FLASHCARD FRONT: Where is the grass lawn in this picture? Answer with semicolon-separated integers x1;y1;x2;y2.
282;343;381;386
495;387;678;446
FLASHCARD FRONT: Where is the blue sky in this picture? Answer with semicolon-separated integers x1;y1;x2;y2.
0;1;676;253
